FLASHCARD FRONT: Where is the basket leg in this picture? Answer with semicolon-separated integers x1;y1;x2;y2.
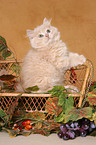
78;65;91;108
78;95;84;107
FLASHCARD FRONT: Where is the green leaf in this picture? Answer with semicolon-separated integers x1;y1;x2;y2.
64;107;93;123
20;131;32;136
23;112;45;121
35;122;42;129
45;97;62;116
58;93;66;106
93;88;96;93
92;112;96;125
13;111;45;123
0;107;8;123
6;95;22;124
87;93;96;106
0;36;12;60
65;96;74;114
58;94;74;114
2;49;12;59
0;74;16;81
2;127;20;137
12;109;26;121
0;36;8;50
55;112;65;122
31;121;60;136
25;85;39;92
0;45;6;52
6;97;20;125
89;81;96;92
48;85;66;97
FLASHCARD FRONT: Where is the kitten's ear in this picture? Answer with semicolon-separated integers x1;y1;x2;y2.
43;18;52;25
26;29;33;39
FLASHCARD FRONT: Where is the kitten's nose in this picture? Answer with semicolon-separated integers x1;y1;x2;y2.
45;34;49;38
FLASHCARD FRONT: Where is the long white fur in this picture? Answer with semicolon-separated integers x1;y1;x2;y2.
19;18;86;93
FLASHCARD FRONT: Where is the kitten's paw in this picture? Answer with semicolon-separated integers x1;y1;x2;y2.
70;54;86;67
64;85;79;93
79;55;86;65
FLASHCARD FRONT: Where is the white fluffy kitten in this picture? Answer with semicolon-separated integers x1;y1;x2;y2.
21;18;86;93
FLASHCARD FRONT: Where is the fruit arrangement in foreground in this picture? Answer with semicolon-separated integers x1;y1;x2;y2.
57;118;96;140
12;120;33;131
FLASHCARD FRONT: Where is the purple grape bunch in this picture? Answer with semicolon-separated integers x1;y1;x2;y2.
57;118;96;140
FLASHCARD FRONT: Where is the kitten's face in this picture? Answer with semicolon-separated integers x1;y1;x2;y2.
27;18;60;49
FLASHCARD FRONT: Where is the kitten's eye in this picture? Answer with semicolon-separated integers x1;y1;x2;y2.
39;34;44;38
47;29;50;33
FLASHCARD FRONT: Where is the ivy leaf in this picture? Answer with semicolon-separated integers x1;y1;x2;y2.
6;96;21;125
2;127;20;137
0;107;8;124
87;93;96;106
20;131;32;136
0;74;16;81
31;128;49;136
65;96;74;114
92;112;96;125
25;85;39;92
89;84;96;92
12;109;26;121
0;36;12;60
45;121;60;134
31;121;60;136
55;112;65;123
93;88;96;93
58;94;74;114
48;85;66;97
58;93;66;106
65;107;93;123
45;97;62;116
0;45;6;52
23;112;45;121
2;49;12;59
12;112;45;126
35;122;42;129
0;36;8;52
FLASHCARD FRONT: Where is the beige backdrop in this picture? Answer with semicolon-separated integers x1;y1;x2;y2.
0;0;96;80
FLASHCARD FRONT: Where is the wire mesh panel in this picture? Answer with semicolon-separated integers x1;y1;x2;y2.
64;59;94;107
19;96;48;112
64;65;87;92
27;97;46;111
0;93;53;120
0;96;17;111
0;93;51;111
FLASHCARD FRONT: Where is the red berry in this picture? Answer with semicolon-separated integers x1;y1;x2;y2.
13;123;18;128
25;125;32;130
26;120;31;125
12;126;17;130
22;120;31;126
22;121;27;126
18;126;22;131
